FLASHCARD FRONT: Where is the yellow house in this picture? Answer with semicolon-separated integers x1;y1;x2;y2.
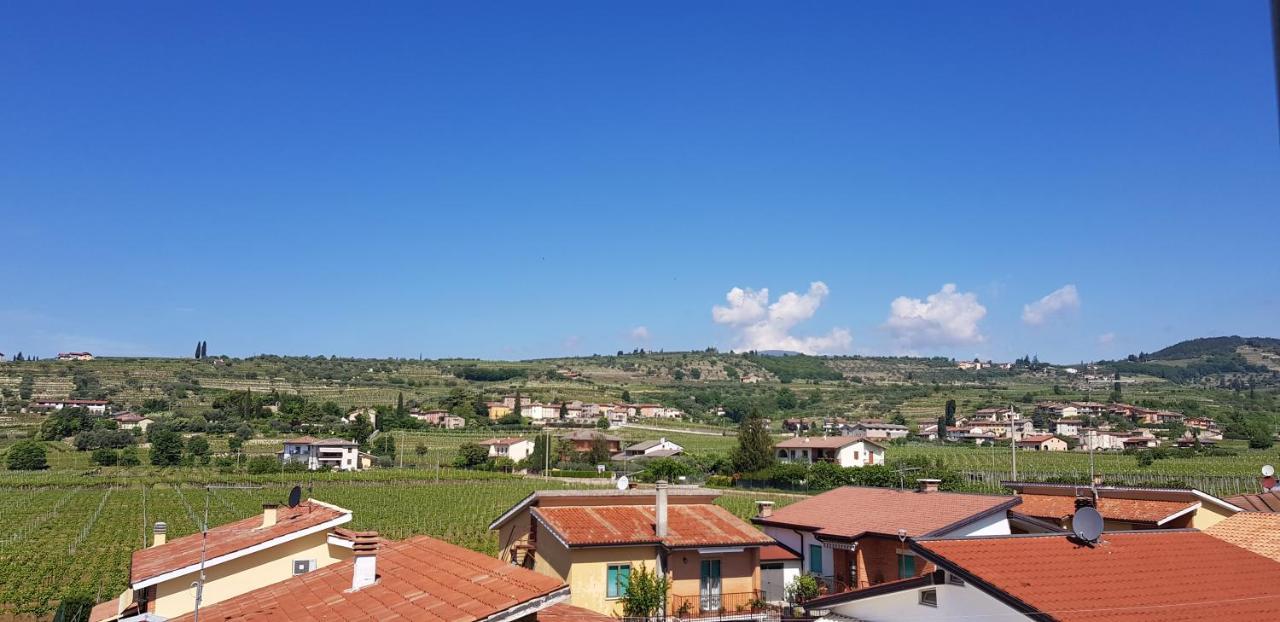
90;500;354;622
1005;482;1243;531
488;402;513;421
490;483;775;620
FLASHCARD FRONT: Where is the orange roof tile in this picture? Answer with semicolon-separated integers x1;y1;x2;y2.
130;500;349;584
760;544;801;561
534;504;774;548
88;600;118;622
1226;490;1280;512
168;535;568;622
776;436;862;449
538;603;615;622
1015;493;1196;524
756;486;1018;539
1205;512;1280;562
916;531;1280;621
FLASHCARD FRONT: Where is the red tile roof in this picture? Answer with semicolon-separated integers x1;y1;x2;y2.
534;504;774;548
1015;493;1196;525
130;501;350;584
917;531;1280;621
1016;434;1056;444
1226;490;1280;512
168;535;569;622
537;603;616;622
760;544;801;561
1205;512;1280;562
480;437;532;446
756;486;1018;539
776;436;861;449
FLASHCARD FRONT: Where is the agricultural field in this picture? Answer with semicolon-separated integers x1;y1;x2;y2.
0;473;798;617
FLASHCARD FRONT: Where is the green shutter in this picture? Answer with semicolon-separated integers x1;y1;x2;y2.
809;544;823;574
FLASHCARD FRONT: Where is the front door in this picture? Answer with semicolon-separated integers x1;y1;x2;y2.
700;559;722;611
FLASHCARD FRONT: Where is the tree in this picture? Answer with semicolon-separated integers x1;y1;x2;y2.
621;389;632;403
53;592;94;622
396;392;405;417
586;434;613;465
498;411;522;425
936;416;948;443
119;447;141;466
731;413;775;473
348;414;374;445
186;435;211;462
235;424;254;441
559;402;569;420
944;400;957;426
6;440;48;470
512;390;522;419
620;563;670;618
148;428;185;466
889;412;907;426
369;434;396;458
91;448;119;466
227;435;244;455
453;442;489;468
195;342;202;359
415;443;428;457
247;455;278;474
526;435;550;473
1248;421;1275;449
596;416;610;429
784;574;820;604
776;388;798;410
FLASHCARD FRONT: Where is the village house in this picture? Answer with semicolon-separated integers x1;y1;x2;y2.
344;406;377;428
502;395;534;409
775;436;885;468
614;437;685;461
559;430;623;454
971;407;1019;423
751;481;1027;595
803;530;1280;621
279;437;370;471
89;500;355;622
1052;418;1083;436
1003;481;1241;531
57;351;94;361
1077;429;1127;451
112;412;153;432
32;398;110;414
486;401;513;420
489;485;774;619
480;437;536;462
1034;401;1078;420
841;420;909;441
915;424;939;442
1015;434;1068;452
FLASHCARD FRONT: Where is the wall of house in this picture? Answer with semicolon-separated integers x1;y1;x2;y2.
853;537;932;587
667;547;761;605
760;527;832;578
946;511;1011;537
150;531;350;618
761;560;801;604
497;509;536;564
531;521;573;582
1190;503;1233;529
829;581;1024;621
563;544;660;616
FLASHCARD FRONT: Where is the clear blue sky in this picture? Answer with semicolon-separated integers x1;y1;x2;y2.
2;1;1277;363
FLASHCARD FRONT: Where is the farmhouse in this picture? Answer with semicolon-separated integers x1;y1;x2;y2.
32;398;109;414
112;412;153;432
89;500;355;622
279;437;369;471
559;430;623;454
775;436;885;468
841;420;909;440
480;437;536;462
490;484;774;618
57;351;94;361
751;481;1025;594
1014;434;1067;452
804;530;1280;621
614;437;684;460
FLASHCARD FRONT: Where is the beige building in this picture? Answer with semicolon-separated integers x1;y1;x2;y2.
1005;482;1242;531
481;437;536;462
91;500;354;622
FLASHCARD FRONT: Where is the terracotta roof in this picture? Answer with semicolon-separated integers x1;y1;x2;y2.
1227;491;1280;512
559;430;622;441
537;603;615;622
113;413;146;422
754;486;1018;540
130;500;350;584
916;531;1280;621
1016;435;1057;444
88;600;118;622
1205;512;1280;562
760;544;801;561
776;436;861;449
488;487;722;531
168;535;569;622
534;504;774;548
1015;493;1196;525
283;436;320;444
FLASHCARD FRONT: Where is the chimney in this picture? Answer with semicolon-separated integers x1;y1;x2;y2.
655;480;669;538
152;522;167;547
261;503;279;529
755;500;774;518
916;479;941;493
350;531;380;591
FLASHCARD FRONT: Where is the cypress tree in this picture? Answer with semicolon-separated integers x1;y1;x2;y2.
731;411;776;473
195;342;201;359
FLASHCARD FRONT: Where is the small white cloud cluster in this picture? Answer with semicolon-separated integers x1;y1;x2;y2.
885;284;987;348
1022;285;1080;325
712;281;851;354
630;326;650;341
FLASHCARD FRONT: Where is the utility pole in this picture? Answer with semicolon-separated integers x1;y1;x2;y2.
194;484;260;622
1009;415;1017;481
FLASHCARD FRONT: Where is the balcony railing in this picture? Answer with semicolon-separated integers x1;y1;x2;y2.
667;591;774;620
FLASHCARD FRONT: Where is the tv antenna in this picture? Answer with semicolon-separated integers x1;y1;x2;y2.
893;466;920;491
191;484;262;622
1071;505;1104;546
1263;465;1277;491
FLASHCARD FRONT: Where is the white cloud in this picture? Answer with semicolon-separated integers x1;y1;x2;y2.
630;326;650;341
885;284;987;348
1098;332;1116;345
1022;285;1080;325
711;281;852;354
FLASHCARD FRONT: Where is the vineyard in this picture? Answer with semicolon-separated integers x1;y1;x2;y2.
0;474;796;617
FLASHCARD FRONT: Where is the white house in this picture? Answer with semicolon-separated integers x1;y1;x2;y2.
345;407;377;428
1077;429;1125;451
1052;419;1082;437
280;437;364;471
775;436;886;468
842;421;909;440
32;399;109;414
479;437;535;462
614;437;684;460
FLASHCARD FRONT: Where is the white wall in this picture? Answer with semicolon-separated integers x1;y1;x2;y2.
760;527;833;577
945;511;1011;537
761;560;801;603
825;581;1024;621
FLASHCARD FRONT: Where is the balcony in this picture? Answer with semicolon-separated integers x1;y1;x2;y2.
667;590;776;621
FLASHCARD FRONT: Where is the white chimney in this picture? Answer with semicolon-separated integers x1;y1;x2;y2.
261;503;279;529
152;522;167;547
916;479;941;493
350;531;379;591
655;480;669;538
756;500;774;518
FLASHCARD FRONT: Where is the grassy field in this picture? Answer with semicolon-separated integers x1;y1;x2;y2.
0;473;796;617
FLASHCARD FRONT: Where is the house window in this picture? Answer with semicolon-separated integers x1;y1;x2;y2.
918;588;938;607
897;553;916;579
607;564;631;599
948;573;965;587
293;559;317;575
809;544;823;574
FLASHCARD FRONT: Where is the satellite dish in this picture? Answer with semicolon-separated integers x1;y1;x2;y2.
616;475;630;490
1263;465;1275;477
1071;506;1104;544
287;485;302;508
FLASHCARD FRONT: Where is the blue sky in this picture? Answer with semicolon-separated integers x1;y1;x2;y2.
2;1;1277;363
